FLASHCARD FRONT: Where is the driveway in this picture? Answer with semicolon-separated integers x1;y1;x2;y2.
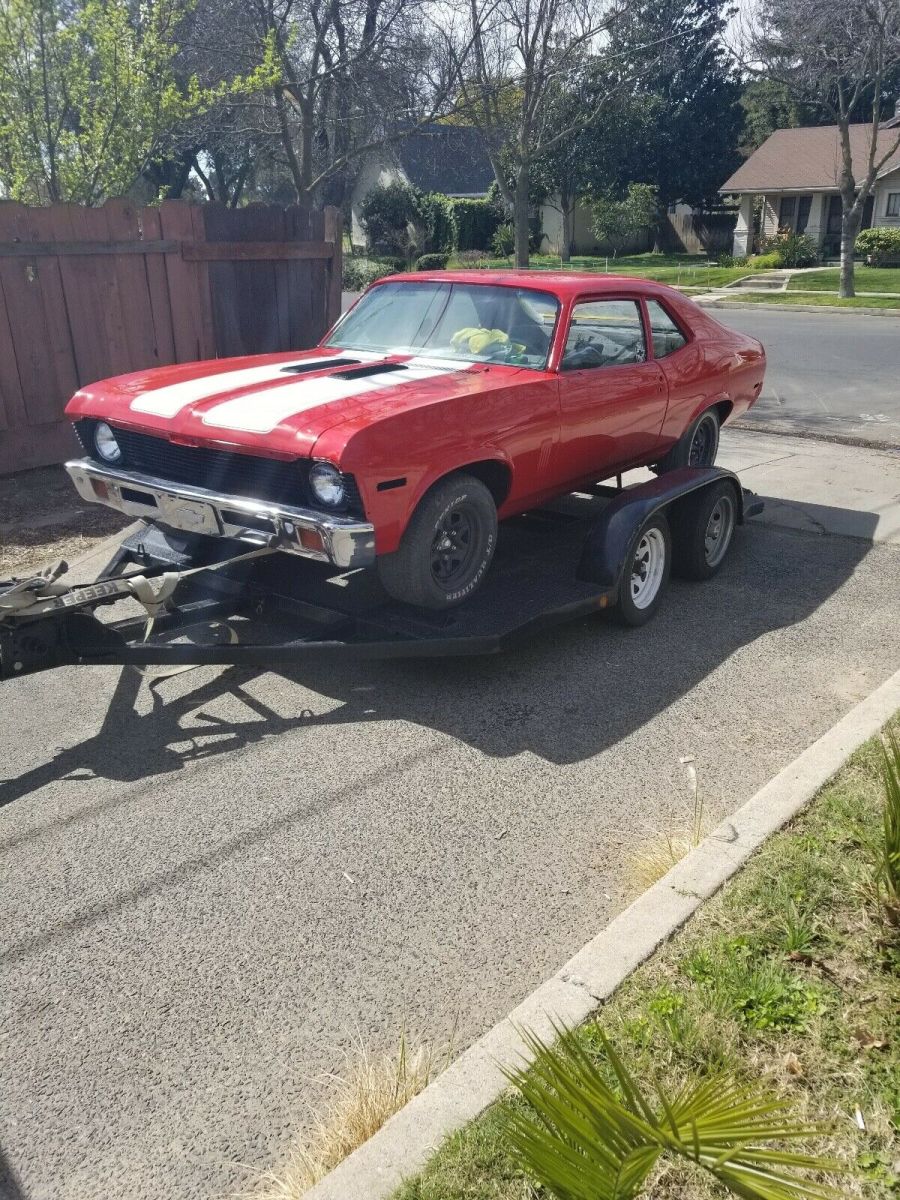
711;307;900;446
2;430;900;1200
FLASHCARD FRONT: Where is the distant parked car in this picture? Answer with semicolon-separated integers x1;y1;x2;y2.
65;271;765;610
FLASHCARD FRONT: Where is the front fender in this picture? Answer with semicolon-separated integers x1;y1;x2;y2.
577;467;745;590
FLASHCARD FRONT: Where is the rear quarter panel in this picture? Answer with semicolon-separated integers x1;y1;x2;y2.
658;296;765;440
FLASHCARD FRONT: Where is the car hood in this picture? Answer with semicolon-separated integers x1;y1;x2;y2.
65;347;531;459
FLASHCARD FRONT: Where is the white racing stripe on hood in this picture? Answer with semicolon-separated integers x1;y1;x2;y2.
129;352;382;418
200;358;465;433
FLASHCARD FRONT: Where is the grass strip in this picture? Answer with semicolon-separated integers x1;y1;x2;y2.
393;726;900;1200
710;292;900;310
786;268;900;294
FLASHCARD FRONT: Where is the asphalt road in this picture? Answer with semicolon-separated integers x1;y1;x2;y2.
2;431;900;1200
709;307;900;447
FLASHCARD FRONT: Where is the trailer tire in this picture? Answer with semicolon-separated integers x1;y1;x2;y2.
615;511;671;627
654;407;720;473
377;473;498;610
672;478;737;581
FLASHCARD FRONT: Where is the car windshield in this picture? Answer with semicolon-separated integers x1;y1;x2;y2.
325;281;559;370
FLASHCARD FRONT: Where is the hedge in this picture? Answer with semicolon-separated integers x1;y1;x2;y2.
415;252;450;270
855;226;900;264
420;193;457;254
452;198;502;251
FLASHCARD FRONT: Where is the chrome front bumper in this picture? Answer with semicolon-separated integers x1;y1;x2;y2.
65;459;376;569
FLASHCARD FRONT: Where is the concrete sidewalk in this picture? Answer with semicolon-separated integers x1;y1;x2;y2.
716;429;900;543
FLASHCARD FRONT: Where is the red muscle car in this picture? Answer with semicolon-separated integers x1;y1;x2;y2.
65;271;765;609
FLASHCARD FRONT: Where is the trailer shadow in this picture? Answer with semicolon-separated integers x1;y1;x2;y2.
0;503;883;824
283;513;883;764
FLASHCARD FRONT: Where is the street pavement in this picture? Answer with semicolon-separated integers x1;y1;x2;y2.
2;428;899;1200
709;307;900;447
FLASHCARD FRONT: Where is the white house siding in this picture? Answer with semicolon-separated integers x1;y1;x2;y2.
349;159;408;247
872;166;900;228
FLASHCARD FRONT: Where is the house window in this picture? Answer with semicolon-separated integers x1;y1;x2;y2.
796;195;812;234
778;196;797;228
887;193;900;217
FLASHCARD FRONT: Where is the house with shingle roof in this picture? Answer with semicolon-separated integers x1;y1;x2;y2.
719;106;900;258
349;124;495;247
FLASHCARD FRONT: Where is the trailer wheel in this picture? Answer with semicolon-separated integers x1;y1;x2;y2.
377;473;498;610
615;512;671;627
672;479;737;581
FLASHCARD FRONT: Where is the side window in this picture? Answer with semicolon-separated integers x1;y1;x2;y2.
561;299;646;370
645;300;688;359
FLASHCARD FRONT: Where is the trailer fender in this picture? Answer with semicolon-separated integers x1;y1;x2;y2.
577;467;749;591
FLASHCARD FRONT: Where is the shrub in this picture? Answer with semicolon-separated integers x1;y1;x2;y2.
491;222;515;257
359;182;422;257
716;252;748;268
855;226;900;265
758;228;818;268
414;252;450;271
746;252;782;270
418;192;457;254
452;197;502;251
341;258;397;291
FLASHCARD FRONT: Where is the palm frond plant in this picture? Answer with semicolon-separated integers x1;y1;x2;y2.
876;729;900;926
502;1024;842;1200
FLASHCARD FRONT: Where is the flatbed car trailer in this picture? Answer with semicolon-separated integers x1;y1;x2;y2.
0;468;762;681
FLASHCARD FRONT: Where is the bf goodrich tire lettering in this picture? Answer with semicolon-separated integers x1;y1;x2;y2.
377;473;498;609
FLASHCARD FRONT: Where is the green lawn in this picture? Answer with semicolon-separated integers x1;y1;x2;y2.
719;291;900;310
787;267;900;294
393;726;900;1200
446;252;753;290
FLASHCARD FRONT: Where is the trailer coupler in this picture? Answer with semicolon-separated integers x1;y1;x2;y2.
0;546;276;680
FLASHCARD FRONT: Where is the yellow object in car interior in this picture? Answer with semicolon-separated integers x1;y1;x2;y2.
451;327;526;356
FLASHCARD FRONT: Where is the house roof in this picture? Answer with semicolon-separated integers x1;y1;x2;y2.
394;124;494;196
720;125;900;193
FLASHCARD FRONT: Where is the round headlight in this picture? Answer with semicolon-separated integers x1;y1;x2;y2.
94;421;122;464
309;462;346;507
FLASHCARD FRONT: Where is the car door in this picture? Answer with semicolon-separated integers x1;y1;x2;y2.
554;296;668;485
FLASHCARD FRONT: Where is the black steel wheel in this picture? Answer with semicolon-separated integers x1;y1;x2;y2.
654;407;720;473
377;473;498;609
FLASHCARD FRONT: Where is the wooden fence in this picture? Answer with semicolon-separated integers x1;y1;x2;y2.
663;209;736;256
0;200;343;474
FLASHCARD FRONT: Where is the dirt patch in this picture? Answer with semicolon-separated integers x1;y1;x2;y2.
0;466;128;577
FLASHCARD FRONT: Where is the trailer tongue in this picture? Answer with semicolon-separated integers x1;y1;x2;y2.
0;469;762;682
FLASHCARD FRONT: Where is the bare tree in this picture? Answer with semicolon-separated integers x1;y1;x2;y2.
745;0;900;297
185;0;466;207
445;0;630;267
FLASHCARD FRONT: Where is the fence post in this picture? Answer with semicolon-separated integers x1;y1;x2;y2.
324;207;342;329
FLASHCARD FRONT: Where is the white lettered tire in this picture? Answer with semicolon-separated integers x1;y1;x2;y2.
377;473;498;609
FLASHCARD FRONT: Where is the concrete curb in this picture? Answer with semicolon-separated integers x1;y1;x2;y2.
697;297;900;317
304;666;900;1200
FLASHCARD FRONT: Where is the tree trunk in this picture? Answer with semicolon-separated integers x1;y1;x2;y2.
839;204;861;298
560;187;573;263
514;162;530;269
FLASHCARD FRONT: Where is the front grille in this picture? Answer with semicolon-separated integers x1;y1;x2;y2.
74;420;364;517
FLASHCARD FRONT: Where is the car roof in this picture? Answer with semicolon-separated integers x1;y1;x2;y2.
374;269;680;301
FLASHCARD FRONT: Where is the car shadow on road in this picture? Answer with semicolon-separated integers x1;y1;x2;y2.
0;504;882;812
0;504;887;971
